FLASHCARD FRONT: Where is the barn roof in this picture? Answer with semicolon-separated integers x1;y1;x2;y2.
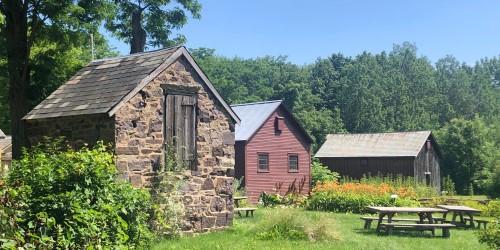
314;131;434;158
23;46;240;123
231;100;312;143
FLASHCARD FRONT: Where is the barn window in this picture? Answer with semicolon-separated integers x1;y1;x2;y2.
162;84;198;171
288;154;299;172
257;153;269;172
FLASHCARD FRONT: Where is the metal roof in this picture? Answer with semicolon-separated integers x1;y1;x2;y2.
23;46;240;123
314;131;432;158
231;100;282;141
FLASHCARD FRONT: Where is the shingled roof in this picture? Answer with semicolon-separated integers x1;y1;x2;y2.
315;131;435;158
24;46;239;123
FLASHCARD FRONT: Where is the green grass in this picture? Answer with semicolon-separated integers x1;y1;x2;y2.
153;208;488;250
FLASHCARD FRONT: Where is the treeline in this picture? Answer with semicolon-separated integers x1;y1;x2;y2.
191;43;499;194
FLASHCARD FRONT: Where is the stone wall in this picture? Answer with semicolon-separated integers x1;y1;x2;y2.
24;114;115;147
114;56;236;233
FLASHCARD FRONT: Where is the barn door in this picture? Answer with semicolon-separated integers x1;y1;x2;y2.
164;93;197;170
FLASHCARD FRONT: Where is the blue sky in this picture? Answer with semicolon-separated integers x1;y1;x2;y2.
105;0;500;65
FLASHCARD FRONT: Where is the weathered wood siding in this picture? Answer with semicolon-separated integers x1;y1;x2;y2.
414;142;441;190
244;107;311;203
319;157;414;179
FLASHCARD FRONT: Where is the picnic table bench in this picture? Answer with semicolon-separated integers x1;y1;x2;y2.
437;205;481;228
379;223;455;238
365;206;455;237
233;196;256;217
360;216;446;229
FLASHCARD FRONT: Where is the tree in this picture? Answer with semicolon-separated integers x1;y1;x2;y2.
436;117;498;194
105;0;201;54
0;0;111;158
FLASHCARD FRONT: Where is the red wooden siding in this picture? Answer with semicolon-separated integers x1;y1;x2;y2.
244;107;311;203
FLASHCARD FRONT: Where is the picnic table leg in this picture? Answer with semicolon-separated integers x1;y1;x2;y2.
466;213;475;228
452;212;457;224
376;213;387;234
459;212;464;225
386;213;394;235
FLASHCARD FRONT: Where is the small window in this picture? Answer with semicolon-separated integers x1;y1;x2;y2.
258;153;269;172
288;154;299;172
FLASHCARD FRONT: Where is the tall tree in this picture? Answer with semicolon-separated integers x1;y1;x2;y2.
0;0;109;158
105;0;201;54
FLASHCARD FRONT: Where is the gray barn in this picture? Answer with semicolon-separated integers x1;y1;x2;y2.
314;131;441;190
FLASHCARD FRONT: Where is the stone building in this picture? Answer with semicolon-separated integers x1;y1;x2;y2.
23;46;240;233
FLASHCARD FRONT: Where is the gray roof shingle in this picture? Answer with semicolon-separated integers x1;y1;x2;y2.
314;131;432;158
24;46;240;123
231;100;282;141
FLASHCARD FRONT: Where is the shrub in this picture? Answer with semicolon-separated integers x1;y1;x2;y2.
0;140;154;249
441;175;456;196
252;208;338;242
311;159;339;186
259;176;308;207
307;181;420;213
477;221;500;249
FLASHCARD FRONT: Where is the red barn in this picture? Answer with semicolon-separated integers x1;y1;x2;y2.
231;100;312;203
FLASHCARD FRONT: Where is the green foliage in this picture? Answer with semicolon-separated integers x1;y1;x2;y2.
343;173;438;198
253;208;338;242
311;158;340;186
306;192;419;214
442;175;456;196
477;221;500;249
436;117;499;194
486;165;500;198
105;0;201;51
149;173;186;239
0;139;154;249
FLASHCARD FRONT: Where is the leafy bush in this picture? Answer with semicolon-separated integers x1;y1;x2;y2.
252;208;338;242
307;181;420;213
311;159;340;186
477;221;500;249
259;176;308;207
441;175;456;196
0;140;154;249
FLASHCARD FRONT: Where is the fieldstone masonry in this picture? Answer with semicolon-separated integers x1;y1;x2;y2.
25;56;236;233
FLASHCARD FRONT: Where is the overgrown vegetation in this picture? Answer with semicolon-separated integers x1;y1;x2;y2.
0;139;185;249
311;159;340;186
253;208;338;242
477;221;500;249
259;176;308;207
0;140;154;248
307;181;420;213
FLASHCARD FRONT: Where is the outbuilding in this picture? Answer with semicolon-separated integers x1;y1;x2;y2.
315;131;441;189
23;46;239;233
231;100;312;203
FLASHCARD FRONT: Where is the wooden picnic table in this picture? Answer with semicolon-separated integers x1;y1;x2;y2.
233;196;247;208
367;206;448;233
437;205;481;228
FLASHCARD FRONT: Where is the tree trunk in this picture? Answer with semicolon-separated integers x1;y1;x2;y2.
130;9;146;54
4;0;29;159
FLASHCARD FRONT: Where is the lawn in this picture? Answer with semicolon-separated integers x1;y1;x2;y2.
152;208;488;250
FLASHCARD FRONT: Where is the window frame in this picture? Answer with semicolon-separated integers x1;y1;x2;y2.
288;153;299;173
257;152;270;173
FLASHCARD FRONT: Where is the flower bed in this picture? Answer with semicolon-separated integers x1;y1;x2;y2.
306;181;420;213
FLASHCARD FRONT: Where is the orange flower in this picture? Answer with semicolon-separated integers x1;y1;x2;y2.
313;181;416;199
